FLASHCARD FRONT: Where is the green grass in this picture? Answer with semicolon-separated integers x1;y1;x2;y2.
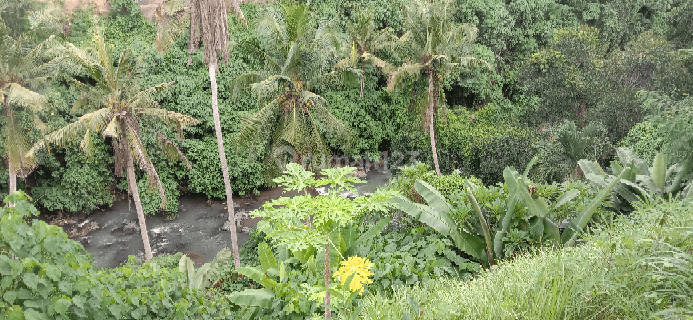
349;199;693;320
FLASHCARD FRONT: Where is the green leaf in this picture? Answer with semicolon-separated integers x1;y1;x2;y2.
23;308;49;320
3;290;17;304
23;273;39;289
562;166;632;246
227;289;275;308
237;267;277;289
393;197;450;236
347;217;392;256
652;152;666;192
54;298;71;315
45;265;61;282
414;180;451;217
552;189;579;209
258;242;277;272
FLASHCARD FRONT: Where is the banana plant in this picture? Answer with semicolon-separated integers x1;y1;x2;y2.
178;248;232;290
490;156;536;259
230;242;282;316
393;180;488;264
504;166;632;247
579;147;693;213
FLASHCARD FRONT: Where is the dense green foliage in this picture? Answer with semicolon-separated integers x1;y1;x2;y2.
355;198;693;319
2;0;693;319
0;193;235;319
2;0;693;206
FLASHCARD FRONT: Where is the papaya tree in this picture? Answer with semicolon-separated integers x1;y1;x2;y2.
248;163;395;319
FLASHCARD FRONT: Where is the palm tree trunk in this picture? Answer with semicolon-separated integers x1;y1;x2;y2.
209;61;241;269
8;168;16;207
126;151;154;261
428;72;442;176
324;243;332;319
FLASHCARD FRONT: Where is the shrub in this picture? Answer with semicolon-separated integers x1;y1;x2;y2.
437;107;535;184
352;227;479;293
391;106;535;185
618;120;664;163
184;137;264;198
30;141;115;214
356;198;693;319
532;120;612;183
0;192;238;319
387;163;483;202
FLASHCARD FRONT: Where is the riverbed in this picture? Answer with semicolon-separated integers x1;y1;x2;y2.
49;170;392;268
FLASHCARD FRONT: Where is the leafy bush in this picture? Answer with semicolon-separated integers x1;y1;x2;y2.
618;120;664;163
391;106;535;185
353;227;479;292
521;26;693;143
355;199;693;319
640;91;693;163
322;83;406;157
437;107;535;184
184;137;264;198
30;140;115;214
0;192;241;319
387;163;482;202
532;120;612;182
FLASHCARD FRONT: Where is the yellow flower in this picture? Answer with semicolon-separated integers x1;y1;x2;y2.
333;256;374;295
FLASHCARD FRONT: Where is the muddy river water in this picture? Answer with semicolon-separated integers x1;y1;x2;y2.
47;170;392;268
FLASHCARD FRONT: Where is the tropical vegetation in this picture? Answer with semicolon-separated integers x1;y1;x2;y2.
2;0;693;319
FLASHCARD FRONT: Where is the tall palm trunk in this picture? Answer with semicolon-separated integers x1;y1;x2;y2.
324;243;332;319
126;150;154;260
209;61;241;269
8;168;16;207
428;72;442;176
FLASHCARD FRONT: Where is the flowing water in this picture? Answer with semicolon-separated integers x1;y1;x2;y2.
47;170;392;268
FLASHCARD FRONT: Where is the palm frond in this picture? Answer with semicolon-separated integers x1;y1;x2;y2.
362;52;395;75
79;129;95;158
386;63;423;93
138;107;198;138
116;48;138;86
126;126;167;208
103;116;121;138
3;83;46;111
231;72;266;100
128;81;175;110
459;56;492;71
26;108;105;161
235;96;284;146
2;112;36;178
333;54;356;70
156;132;192;170
250;75;295;102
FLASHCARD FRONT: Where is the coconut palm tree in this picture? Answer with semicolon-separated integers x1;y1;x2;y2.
333;9;396;97
233;2;353;181
386;0;490;176
185;0;248;269
28;35;197;261
0;16;64;204
152;0;246;53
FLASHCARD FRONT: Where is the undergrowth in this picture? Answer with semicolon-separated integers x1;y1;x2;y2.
352;199;693;320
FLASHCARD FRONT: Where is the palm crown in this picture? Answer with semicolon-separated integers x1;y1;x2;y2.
28;34;198;208
333;9;397;97
234;2;352;181
1;5;65;191
386;0;490;176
